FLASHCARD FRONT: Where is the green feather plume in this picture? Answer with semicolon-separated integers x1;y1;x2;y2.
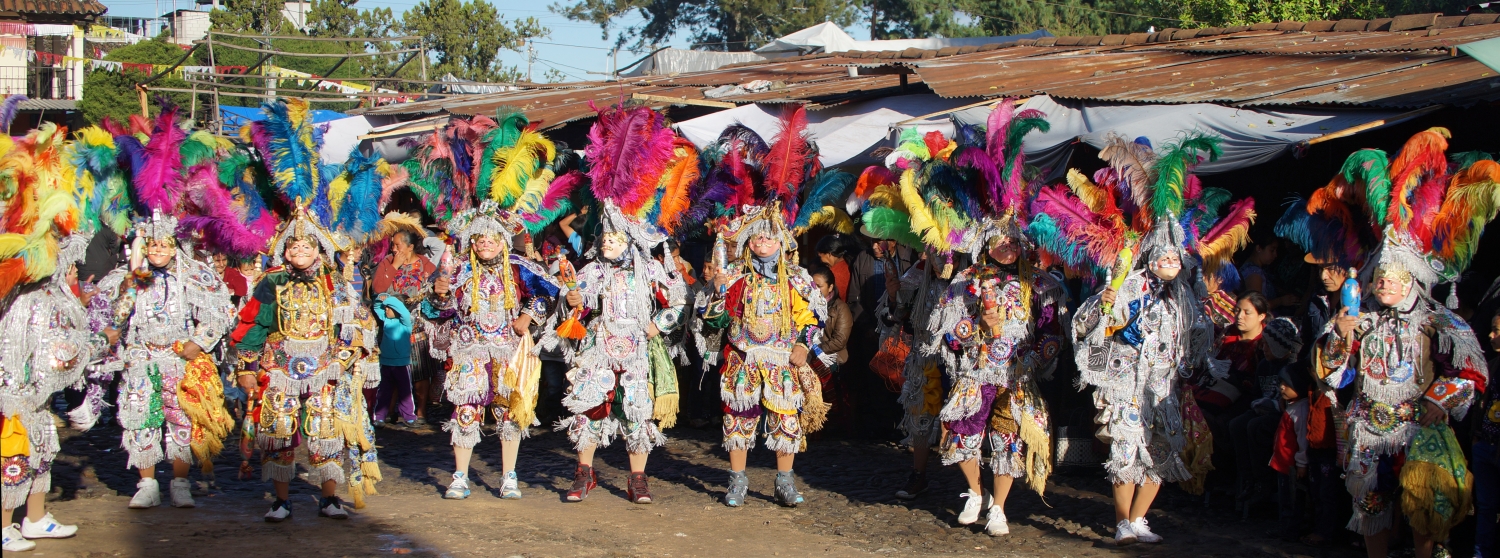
1149;133;1221;219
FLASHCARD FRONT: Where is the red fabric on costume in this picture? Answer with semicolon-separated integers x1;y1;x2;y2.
1270;410;1299;475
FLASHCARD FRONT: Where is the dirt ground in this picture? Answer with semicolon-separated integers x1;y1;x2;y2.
24;417;1370;558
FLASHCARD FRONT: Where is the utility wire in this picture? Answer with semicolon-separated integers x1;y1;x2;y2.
536;59;586;81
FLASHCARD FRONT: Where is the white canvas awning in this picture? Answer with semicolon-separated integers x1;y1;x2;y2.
673;94;981;168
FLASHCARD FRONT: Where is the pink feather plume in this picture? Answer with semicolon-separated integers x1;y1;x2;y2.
135;108;188;214
585;105;675;213
762;105;810;207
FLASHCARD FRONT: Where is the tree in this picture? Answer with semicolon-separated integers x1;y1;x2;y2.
401;0;547;82
554;0;860;52
80;35;200;126
869;0;982;40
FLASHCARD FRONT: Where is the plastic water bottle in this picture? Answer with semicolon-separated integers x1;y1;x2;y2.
1341;268;1360;317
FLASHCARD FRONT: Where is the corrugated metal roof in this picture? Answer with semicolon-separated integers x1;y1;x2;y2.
17;99;77;111
1243;57;1500;107
0;0;106;18
356;15;1500;124
1039;52;1447;105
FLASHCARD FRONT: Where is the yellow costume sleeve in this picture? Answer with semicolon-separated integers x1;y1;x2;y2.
790;289;818;330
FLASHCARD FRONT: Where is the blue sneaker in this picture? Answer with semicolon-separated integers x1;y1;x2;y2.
444;472;471;499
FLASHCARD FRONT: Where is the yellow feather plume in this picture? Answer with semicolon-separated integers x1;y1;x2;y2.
868;184;906;212
514;168;556;214
899;168;949;251
1066;168;1110;213
487;130;556;209
1198;209;1256;274
327;171;352;218
804;206;856;234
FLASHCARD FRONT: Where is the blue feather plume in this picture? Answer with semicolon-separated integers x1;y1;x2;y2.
793;170;855;231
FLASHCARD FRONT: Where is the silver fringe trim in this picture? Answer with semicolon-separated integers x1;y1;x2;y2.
309;460;346;487
444;419;481;449
262;460;296;483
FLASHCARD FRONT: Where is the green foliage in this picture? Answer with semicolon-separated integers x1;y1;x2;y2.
80;36;200;126
554;0;861;51
401;0;546;82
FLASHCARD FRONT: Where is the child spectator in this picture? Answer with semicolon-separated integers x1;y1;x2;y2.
372;295;417;427
1269;362;1313;541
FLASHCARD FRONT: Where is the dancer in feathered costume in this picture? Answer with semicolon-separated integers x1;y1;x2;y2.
0;121;116;552
548;103;686;504
924;103;1062;536
412;110;566;501
699;106;827;507
229;99;383;522
83;106;246;511
874;108;1032;502
1062;132;1223;545
1313;128;1494;558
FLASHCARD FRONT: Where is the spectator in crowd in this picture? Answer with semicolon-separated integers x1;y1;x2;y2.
372;295;418;427
1269;362;1313;541
1229;317;1301;516
371;228;436;425
808;265;851;378
1239;231;1299;311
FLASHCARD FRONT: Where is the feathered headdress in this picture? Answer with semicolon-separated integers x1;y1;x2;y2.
248;98;345;262
1361;129;1499;301
0;122;86;302
1275;149;1386;267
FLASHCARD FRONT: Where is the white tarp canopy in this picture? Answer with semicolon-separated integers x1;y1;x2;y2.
673;94;980;168
923;95;1404;178
620;48;766;77
755;22;1052;58
317;116;375;165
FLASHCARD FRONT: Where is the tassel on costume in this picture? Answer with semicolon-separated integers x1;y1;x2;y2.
1177;390;1215;496
796;364;829;435
647;337;680;428
177;354;236;474
1400;423;1472;541
1015;383;1051;498
555;313;587;339
503;334;543;430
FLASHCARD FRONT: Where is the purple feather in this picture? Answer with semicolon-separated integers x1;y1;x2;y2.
134;108;188;214
955;147;1002;214
0;95;25;132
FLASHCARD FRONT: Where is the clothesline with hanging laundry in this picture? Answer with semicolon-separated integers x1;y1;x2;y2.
3;44;398;96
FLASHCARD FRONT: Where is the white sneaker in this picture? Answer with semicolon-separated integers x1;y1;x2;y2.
129;477;161;509
2;524;36;552
984;506;1009;536
956;490;990;525
444;472;471;500
318;497;349;520
1131;517;1162;543
1114;519;1138;545
20;514;76;539
169;478;196;508
264;500;291;523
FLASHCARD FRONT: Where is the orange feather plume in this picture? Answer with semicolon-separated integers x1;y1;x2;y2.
656;138;700;234
1385;127;1449;236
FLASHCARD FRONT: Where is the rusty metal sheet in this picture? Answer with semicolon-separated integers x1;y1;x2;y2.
1243;57;1500;107
725;75;914;104
910;51;1204;98
1041;53;1446;104
1148;23;1500;54
624;57;866;87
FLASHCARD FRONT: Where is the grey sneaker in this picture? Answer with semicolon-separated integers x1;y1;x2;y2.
774;471;804;507
724;470;749;507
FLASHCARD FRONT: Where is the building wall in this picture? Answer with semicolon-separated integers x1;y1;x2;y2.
170;11;211;45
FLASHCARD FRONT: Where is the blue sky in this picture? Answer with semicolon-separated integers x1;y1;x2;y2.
97;0;874;81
